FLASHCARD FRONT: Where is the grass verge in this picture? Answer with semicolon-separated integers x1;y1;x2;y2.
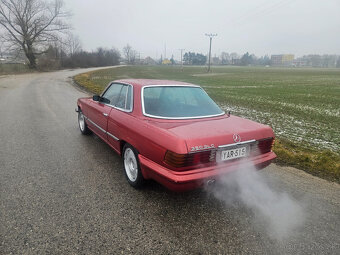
74;71;104;95
0;63;30;75
274;139;339;182
74;66;340;183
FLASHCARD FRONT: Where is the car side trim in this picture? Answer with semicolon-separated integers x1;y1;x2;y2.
86;118;107;134
84;115;120;141
107;131;119;141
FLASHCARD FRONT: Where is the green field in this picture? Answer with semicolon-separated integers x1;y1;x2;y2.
74;65;340;182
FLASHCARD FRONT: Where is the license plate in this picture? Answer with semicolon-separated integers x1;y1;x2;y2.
220;146;248;161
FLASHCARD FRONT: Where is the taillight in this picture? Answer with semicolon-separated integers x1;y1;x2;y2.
251;137;274;156
164;150;216;170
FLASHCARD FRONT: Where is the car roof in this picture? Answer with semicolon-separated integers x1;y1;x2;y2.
113;79;194;88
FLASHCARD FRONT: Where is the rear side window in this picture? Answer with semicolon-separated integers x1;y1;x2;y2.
102;83;133;111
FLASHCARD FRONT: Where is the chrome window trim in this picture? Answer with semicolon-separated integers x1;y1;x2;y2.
124;86;129;109
101;82;134;113
141;85;225;120
106;102;133;113
84;115;119;141
218;139;256;149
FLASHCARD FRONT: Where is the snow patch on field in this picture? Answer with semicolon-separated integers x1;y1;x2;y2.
220;104;339;152
222;94;339;118
267;100;340;118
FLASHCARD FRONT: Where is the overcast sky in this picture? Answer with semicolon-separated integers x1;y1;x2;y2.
64;0;340;60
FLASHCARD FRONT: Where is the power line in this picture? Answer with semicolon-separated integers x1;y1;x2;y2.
228;0;274;24
236;0;295;27
164;43;166;59
228;0;295;27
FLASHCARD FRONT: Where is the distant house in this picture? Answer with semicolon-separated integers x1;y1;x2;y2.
271;54;294;66
0;53;12;63
143;56;156;65
292;59;307;67
162;59;171;65
0;53;26;64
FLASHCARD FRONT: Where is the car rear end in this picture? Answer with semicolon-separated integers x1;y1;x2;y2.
138;117;276;192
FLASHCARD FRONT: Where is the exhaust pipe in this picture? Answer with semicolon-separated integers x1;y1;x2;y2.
206;179;216;186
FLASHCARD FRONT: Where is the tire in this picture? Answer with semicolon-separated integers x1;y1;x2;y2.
123;144;144;188
78;110;92;135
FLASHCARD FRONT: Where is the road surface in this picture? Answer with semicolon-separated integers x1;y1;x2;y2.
0;69;339;254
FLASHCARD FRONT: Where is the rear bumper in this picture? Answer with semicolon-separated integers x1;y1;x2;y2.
139;151;276;192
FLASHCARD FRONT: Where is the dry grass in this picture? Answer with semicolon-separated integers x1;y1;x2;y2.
274;138;339;183
74;72;105;95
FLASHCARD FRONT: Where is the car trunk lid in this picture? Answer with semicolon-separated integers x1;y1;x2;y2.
148;115;274;153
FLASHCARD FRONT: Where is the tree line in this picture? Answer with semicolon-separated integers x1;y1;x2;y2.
37;44;120;70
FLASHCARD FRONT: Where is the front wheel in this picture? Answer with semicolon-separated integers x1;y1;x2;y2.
123;144;144;188
78;111;92;135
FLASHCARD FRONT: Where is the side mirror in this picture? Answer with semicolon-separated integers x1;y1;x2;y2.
101;97;110;104
93;95;100;101
93;95;110;104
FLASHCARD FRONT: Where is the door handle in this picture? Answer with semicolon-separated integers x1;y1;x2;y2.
103;113;108;117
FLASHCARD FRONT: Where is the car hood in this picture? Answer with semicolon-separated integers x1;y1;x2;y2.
148;115;274;153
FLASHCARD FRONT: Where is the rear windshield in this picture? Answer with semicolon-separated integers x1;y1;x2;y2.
143;86;224;119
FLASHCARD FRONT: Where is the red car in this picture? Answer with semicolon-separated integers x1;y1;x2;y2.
76;79;276;192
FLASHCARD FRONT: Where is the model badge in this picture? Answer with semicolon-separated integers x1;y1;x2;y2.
233;134;241;143
191;144;215;152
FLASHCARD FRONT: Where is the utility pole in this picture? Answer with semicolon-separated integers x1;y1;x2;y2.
178;48;185;71
205;33;217;72
164;43;166;59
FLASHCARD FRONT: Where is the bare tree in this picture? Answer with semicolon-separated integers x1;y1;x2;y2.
220;52;230;65
230;52;239;60
65;33;81;56
123;44;138;65
123;44;132;63
0;0;70;69
129;50;137;64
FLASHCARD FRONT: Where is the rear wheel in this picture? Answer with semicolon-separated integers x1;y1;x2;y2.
78;110;92;135
123;144;144;188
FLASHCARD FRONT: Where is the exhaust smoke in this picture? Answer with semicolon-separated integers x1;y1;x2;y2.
206;160;305;240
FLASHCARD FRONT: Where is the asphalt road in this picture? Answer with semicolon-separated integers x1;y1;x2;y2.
0;69;339;255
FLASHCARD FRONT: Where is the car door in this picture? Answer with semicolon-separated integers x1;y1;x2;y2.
86;83;124;141
107;84;133;152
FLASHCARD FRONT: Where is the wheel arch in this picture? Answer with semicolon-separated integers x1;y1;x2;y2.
120;140;140;157
120;140;127;157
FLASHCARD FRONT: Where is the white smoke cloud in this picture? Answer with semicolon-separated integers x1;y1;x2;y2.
206;160;305;240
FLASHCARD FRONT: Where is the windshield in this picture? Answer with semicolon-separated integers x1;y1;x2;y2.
143;86;224;119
